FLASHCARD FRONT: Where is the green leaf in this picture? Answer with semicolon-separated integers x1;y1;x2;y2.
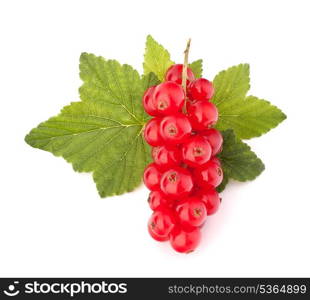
79;53;149;122
218;129;265;182
212;63;286;139
212;63;250;105
141;72;161;91
25;53;154;198
189;59;203;78
216;95;287;139
143;35;174;81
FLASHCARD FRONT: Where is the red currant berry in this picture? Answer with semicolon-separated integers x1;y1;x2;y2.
142;86;157;116
187;101;218;130
181;135;212;167
152;82;185;115
194;160;223;189
210;156;221;167
176;197;207;227
188;78;214;101
144;118;163;146
143;163;162;191
152;145;181;169
169;226;201;253
201;128;223;156
148;209;175;241
197;188;221;215
160;167;193;200
165;64;195;86
148;191;172;211
160;113;192;145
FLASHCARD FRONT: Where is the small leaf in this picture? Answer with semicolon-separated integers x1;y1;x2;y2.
216;95;287;139
189;59;203;78
212;64;250;106
26;53;155;198
143;35;174;81
218;129;265;181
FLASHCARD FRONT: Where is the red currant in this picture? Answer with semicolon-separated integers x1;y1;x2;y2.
210;156;221;167
148;209;175;242
152;145;181;169
181;135;212;167
176;197;207;227
160;113;192;145
144;118;163;146
165;64;195;86
194;160;223;189
188;78;214;101
160;167;193;200
142;86;157;116
152;82;185;115
148;190;171;211
143;163;162;191
201;128;223;156
169;226;201;253
187;101;218;130
196;188;221;215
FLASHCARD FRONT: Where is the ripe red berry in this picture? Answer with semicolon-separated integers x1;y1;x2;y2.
152;82;185;115
201;128;223;156
188;78;214;101
144;118;163;146
142;86;157;116
160;167;193;200
160;113;192;145
165;64;195;86
194;160;223;189
152;145;181;169
176;197;207;227
197;188;221;215
148;209;176;242
181;135;212;167
187;101;218;130
148;190;171;211
143;163;162;191
210;156;221;167
169;226;201;253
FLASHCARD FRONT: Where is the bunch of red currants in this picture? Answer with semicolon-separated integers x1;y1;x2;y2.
143;64;223;253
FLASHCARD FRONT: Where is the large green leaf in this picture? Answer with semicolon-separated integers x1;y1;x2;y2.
25;53;156;198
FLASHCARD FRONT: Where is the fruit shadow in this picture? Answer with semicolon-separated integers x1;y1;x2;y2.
200;180;250;249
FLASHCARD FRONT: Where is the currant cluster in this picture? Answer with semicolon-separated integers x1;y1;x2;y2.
143;64;223;253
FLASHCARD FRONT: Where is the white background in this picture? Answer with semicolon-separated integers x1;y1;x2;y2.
0;0;309;277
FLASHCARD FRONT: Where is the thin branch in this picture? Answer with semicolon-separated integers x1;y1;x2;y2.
182;38;191;113
181;38;191;93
